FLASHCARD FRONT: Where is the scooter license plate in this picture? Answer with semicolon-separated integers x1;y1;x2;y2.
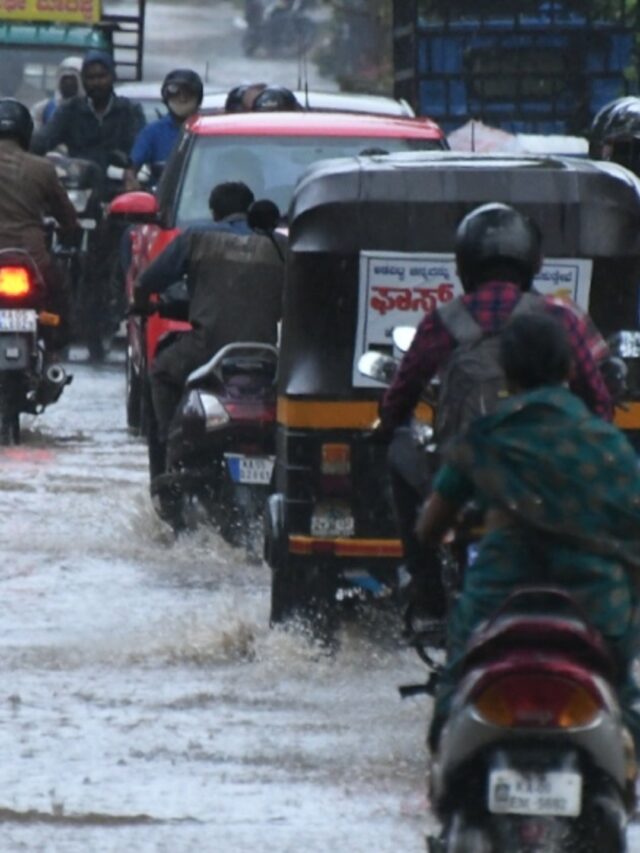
225;454;275;485
0;310;37;333
488;770;582;817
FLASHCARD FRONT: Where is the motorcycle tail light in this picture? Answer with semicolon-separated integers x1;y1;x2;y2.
320;443;351;496
0;266;33;298
473;674;602;729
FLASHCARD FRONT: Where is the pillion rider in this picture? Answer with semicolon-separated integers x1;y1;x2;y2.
133;181;285;482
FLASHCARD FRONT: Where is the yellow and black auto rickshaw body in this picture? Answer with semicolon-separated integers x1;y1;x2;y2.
265;152;640;627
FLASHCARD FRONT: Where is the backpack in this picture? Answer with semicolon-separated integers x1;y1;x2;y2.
433;292;544;446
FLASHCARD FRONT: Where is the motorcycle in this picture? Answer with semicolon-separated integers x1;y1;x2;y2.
241;0;317;58
149;285;278;549
0;248;71;444
413;586;637;852
49;151;130;361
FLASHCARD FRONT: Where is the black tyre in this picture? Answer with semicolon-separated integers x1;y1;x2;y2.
219;484;267;556
270;556;338;643
440;809;626;853
125;346;141;434
139;373;152;439
0;373;22;446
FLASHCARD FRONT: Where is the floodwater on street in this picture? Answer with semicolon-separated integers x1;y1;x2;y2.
0;355;434;851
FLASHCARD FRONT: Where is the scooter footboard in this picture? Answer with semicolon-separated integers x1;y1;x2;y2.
433;746;628;853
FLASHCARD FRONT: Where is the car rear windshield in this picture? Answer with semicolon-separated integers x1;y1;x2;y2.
175;134;444;224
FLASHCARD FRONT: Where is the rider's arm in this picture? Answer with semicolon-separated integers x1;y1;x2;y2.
379;310;455;431
30;100;72;155
546;302;613;421
416;463;474;545
123;103;146;161
43;162;79;241
136;233;190;299
129;124;153;172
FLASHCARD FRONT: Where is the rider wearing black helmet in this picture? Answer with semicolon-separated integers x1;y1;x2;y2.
252;85;301;111
379;202;612;618
589;95;640;174
129;68;204;180
225;82;267;113
0;98;78;348
225;84;250;113
588;96;638;160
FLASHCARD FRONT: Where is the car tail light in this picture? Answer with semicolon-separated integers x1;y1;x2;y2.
473;674;602;729
320;443;351;496
0;266;33;298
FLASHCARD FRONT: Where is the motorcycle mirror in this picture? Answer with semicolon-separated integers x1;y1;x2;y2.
357;351;397;385
392;326;416;354
248;199;281;233
108;191;160;223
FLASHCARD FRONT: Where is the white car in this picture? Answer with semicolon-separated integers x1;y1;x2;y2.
115;81;221;122
201;89;415;117
117;81;415;121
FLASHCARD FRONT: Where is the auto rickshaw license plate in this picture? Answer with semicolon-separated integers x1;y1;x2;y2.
225;453;275;485
311;502;355;538
488;770;582;817
0;310;37;332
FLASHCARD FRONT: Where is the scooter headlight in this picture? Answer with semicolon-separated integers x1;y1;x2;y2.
183;390;229;431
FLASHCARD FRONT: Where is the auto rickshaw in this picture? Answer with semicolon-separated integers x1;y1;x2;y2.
264;151;640;632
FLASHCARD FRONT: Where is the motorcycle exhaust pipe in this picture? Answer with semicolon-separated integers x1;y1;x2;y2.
36;364;70;406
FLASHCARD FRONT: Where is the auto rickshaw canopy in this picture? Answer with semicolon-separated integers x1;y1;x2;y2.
281;152;640;397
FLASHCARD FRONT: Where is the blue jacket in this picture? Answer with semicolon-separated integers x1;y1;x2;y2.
130;113;182;171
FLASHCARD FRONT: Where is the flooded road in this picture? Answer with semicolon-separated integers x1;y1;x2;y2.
0;356;432;850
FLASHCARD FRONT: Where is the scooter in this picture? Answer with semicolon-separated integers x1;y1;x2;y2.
152;335;278;549
420;586;636;852
0;248;71;444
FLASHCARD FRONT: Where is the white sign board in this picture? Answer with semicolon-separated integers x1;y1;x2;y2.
353;251;593;387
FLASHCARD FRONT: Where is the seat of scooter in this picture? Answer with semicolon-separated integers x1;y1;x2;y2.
461;587;618;680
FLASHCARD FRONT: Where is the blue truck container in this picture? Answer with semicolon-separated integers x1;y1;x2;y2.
393;0;640;133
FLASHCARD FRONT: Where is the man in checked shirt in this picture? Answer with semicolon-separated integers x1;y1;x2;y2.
378;203;613;619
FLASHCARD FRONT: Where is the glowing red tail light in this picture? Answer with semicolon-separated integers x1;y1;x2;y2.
473;673;603;729
0;266;33;298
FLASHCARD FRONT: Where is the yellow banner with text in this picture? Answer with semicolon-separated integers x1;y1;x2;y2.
0;0;101;24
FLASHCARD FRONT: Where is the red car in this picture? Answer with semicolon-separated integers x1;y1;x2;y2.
111;110;447;433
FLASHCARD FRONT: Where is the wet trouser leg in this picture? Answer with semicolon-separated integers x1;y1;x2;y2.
40;258;71;351
149;331;214;473
388;427;445;615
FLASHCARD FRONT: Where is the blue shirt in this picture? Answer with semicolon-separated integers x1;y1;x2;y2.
130;113;181;170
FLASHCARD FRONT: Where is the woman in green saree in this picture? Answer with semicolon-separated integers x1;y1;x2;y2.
419;312;640;750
